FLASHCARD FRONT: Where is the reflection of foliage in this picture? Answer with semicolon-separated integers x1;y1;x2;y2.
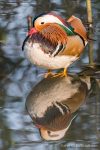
0;28;6;42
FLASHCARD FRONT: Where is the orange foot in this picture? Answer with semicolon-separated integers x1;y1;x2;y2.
44;68;67;78
51;68;67;78
44;70;55;78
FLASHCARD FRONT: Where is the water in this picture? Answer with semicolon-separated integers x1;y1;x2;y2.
0;0;100;149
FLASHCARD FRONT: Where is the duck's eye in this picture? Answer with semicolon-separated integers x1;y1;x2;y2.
41;22;44;24
47;130;51;135
47;130;59;137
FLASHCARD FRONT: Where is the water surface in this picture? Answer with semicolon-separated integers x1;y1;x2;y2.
0;0;100;149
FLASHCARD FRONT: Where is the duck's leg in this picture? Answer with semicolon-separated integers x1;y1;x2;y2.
63;68;67;76
44;69;54;78
52;68;67;78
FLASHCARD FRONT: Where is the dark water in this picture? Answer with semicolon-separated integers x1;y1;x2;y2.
0;0;100;149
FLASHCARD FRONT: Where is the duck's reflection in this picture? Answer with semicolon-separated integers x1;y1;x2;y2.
26;76;88;141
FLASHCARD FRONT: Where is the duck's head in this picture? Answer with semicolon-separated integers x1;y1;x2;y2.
28;12;67;36
33;12;66;31
40;127;68;141
36;112;77;141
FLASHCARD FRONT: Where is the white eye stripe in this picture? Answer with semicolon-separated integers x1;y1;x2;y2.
39;15;64;25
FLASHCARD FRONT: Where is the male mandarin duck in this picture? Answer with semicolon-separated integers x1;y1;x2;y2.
22;12;88;77
26;76;88;141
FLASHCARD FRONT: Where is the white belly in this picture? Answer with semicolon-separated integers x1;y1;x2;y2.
24;42;77;69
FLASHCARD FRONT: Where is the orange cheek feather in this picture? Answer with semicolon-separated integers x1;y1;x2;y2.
34;21;50;31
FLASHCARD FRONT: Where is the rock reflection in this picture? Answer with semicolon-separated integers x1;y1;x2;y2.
26;75;89;141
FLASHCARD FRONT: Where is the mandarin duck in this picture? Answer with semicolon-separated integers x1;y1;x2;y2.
26;76;88;140
22;12;88;77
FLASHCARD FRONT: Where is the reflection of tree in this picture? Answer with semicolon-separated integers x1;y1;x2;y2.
0;118;12;150
96;42;100;63
60;0;79;17
33;0;81;18
33;0;57;14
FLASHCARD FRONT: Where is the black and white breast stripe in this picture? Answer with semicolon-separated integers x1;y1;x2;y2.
51;43;65;57
54;102;70;115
